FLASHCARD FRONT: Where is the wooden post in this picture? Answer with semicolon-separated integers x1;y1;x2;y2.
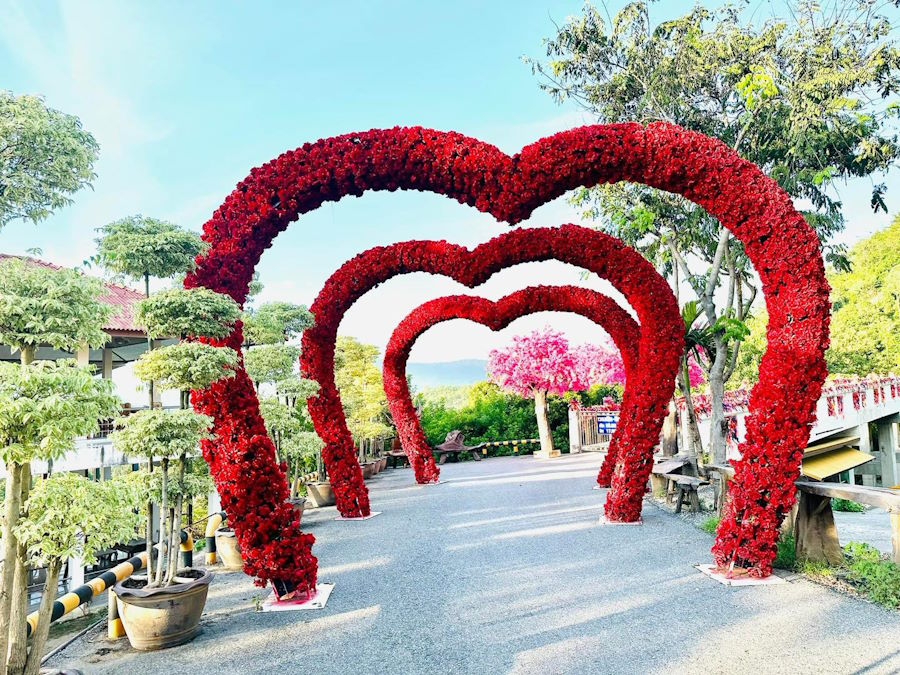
794;491;844;566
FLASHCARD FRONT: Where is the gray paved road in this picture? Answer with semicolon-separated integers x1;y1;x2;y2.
48;453;900;675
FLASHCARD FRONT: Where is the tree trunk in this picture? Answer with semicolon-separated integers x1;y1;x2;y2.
533;389;555;457
794;492;844;567
21;558;61;675
709;334;729;464
166;457;185;585
677;361;703;457
0;463;23;670
153;458;169;587
661;400;678;457
290;462;298;500
6;465;31;674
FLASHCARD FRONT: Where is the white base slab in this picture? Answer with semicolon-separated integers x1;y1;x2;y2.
598;515;642;526
262;583;334;611
695;564;787;586
335;511;381;521
592;485;606;491
418;480;444;486
533;451;562;460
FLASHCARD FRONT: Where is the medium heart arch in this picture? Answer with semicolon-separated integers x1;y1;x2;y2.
187;122;829;593
300;225;681;523
382;285;641;484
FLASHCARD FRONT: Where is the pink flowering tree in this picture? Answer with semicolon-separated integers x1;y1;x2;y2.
487;327;589;457
574;341;704;388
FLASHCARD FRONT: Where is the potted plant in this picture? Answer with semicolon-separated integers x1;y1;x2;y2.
110;282;239;649
305;446;335;508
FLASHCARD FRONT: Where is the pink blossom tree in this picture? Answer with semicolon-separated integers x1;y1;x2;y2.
487;327;589;458
574;340;705;388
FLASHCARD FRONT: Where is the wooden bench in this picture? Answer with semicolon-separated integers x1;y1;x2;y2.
794;480;900;565
433;431;482;464
663;473;709;514
387;437;410;469
650;457;691;501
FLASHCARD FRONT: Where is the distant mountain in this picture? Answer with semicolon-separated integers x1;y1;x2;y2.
406;359;487;388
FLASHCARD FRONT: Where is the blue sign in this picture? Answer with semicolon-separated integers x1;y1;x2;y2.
596;414;618;435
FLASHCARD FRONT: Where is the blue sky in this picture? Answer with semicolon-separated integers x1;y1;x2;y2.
1;0;897;363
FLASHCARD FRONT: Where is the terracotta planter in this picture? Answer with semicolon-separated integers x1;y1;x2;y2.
113;569;212;651
305;481;335;508
362;462;376;479
378;457;388;472
289;497;307;524
214;528;243;570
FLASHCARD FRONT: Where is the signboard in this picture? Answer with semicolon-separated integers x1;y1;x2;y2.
596;414;618;435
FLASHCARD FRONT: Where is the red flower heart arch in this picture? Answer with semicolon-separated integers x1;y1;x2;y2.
382;285;641;484
187;122;829;593
300;225;681;524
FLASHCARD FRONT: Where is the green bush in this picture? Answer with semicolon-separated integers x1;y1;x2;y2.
844;542;900;609
418;381;623;456
832;498;866;512
700;517;720;534
774;535;796;570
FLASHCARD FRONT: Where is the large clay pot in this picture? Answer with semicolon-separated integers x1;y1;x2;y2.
113;569;212;651
378;457;388;472
305;481;335;508
214;528;243;570
362;462;376;479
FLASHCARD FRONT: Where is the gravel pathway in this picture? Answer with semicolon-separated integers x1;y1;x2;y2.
47;453;900;675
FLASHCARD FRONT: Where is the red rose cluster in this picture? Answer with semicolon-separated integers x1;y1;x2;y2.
185;122;829;590
301;225;683;524
383;285;641;484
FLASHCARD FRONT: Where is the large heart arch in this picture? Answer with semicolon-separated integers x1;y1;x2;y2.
300;225;681;520
187;123;829;592
382;285;641;484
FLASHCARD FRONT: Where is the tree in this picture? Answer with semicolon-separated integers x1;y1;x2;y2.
0;362;119;672
258;397;322;499
334;337;393;441
0;259;115;671
119;289;238;587
243;302;313;346
13;473;139;675
94;216;206;296
244;344;301;390
487;328;589;457
827;214;900;375
0;258;112;365
0;92;99;228
531;0;900;462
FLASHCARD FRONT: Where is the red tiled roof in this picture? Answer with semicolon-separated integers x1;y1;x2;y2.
0;254;145;335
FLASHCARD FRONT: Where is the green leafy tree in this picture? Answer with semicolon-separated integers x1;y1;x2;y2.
13;473;139;675
334;337;392;441
0;92;99;228
244;344;301;390
0;259;112;364
827;215;900;374
530;0;900;461
113;289;236;587
243;302;313;346
0;362;119;672
94;216;206;296
276;375;320;408
258;397;321;499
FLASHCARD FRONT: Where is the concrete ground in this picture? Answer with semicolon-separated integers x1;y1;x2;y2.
48;453;900;675
835;508;896;556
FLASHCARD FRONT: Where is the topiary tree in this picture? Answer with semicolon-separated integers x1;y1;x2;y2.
0;362;120;673
487;327;589;458
0;91;99;229
13;473;139;675
116;288;239;587
258;397;321;499
0;258;115;672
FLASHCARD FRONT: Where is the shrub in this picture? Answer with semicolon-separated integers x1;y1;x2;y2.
844;542;900;609
832;498;866;512
774;535;796;570
700;517;720;534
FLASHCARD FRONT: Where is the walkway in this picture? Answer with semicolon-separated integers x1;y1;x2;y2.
49;454;900;674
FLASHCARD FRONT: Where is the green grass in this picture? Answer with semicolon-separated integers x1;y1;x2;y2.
700;517;720;535
831;498;866;512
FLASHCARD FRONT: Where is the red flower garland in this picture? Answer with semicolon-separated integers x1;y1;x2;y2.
300;226;682;521
382;285;641;483
186;122;829;587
